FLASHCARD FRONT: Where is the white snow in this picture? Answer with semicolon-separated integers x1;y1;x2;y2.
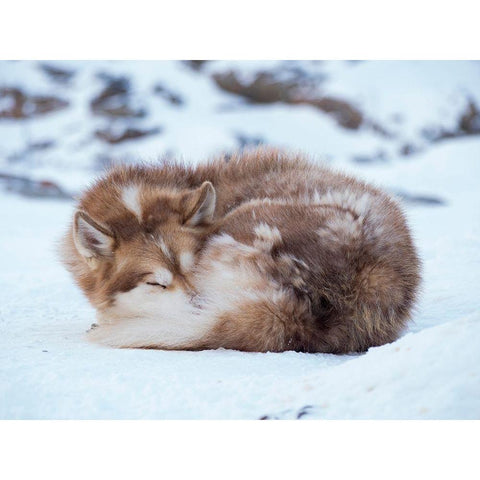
0;61;479;419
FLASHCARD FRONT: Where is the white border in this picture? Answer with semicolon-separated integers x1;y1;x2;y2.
1;2;479;477
0;421;478;479
1;0;479;59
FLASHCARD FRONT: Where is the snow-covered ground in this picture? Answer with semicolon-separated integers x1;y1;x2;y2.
0;61;479;419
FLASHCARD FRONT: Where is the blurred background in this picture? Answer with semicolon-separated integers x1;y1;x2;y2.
1;60;479;201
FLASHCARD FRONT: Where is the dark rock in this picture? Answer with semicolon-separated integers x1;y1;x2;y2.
39;63;76;84
183;60;209;71
422;100;480;143
91;76;146;118
213;71;298;104
399;143;418;156
458;100;480;135
153;84;184;106
304;96;363;130
368;120;394;138
258;404;316;420
0;88;69;119
392;190;446;206
33;139;55;150
352;150;388;163
212;70;364;130
296;405;314;419
0;172;71;199
95;126;162;144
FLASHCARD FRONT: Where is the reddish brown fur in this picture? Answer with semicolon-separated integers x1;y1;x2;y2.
60;147;421;353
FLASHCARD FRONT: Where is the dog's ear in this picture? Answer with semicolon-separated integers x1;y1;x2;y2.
73;211;115;262
182;181;216;226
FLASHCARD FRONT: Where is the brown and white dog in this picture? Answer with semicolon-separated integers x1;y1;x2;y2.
60;148;421;353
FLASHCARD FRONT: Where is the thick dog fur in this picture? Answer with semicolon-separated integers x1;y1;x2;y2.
60;148;421;353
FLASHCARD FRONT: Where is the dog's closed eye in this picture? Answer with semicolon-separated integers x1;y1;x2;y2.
146;282;167;289
143;268;173;289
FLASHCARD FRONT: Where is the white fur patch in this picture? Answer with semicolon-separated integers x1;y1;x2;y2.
232;189;377;220
192;233;285;317
254;223;282;250
154;268;173;287
156;237;173;261
316;210;363;240
180;251;194;272
122;185;142;220
208;233;258;262
91;286;213;349
312;190;373;217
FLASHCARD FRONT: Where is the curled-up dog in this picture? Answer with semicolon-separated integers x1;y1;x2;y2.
60;148;421;353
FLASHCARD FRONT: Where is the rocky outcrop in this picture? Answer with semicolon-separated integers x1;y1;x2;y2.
212;70;364;130
0;173;71;199
39;63;76;84
422;100;480;143
0;88;69;119
91;75;146;118
153;84;184;106
94;126;162;144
